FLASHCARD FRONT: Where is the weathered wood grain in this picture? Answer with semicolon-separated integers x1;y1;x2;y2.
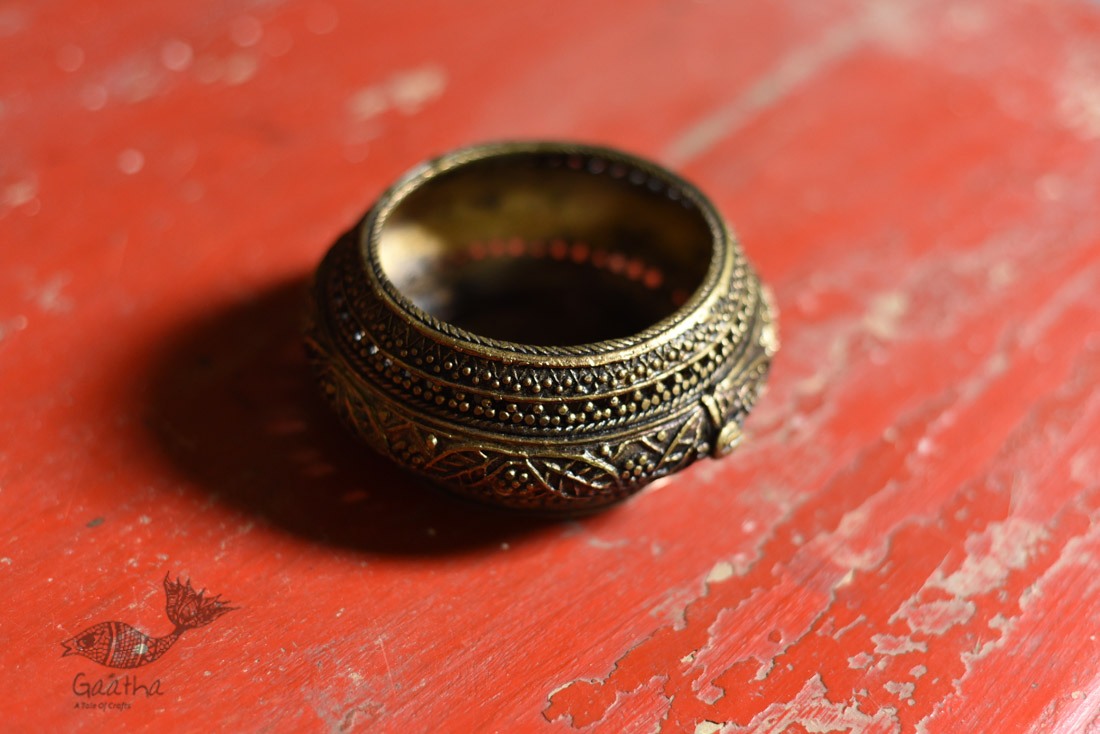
2;0;1099;731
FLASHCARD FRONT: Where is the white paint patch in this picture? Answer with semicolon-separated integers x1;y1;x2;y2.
706;561;734;584
664;2;925;166
193;53;259;85
1034;173;1066;202
885;680;915;700
348;65;448;121
648;586;700;631
864;291;910;340
929;519;1049;598
104;57;166;103
1058;27;1100;138
593;530;635;551
848;652;873;669
730;554;756;576
1070;448;1098;486
160;40;194;72
910;664;927;679
223;53;258;85
664;22;865;166
894;598;975;634
862;0;927;50
738;674;900;732
833;615;866;640
3;178;37;208
30;274;73;313
987;613;1012;633
117;148;145;175
694;722;722;734
987;261;1016;290
872;633;927;656
1059;57;1100;140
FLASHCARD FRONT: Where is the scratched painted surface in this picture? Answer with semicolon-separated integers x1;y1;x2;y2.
2;0;1099;731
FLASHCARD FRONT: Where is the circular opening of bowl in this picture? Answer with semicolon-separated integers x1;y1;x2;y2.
374;148;715;347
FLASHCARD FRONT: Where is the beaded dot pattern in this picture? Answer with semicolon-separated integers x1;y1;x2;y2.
306;146;778;511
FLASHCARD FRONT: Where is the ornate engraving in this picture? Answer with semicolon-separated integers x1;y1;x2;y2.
306;143;778;512
307;247;775;510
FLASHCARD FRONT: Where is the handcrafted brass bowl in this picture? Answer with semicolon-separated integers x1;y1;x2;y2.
306;141;777;512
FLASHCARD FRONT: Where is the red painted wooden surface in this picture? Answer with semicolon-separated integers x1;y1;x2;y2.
3;1;1100;731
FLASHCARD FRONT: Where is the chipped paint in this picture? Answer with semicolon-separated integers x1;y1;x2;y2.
7;0;1100;731
863;291;910;341
705;560;735;584
24;273;73;313
117;148;145;175
872;634;927;656
1057;47;1100;139
848;652;873;670
348;65;447;122
885;680;915;701
732;675;900;733
928;519;1049;598
0;315;28;341
664;19;866;166
892;598;975;635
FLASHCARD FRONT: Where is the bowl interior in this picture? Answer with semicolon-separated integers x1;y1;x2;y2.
375;151;713;346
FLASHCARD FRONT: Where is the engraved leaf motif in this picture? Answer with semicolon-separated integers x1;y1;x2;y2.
653;407;707;474
424;447;494;487
537;453;623;498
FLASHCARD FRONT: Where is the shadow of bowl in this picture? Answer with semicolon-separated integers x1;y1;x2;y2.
141;274;566;556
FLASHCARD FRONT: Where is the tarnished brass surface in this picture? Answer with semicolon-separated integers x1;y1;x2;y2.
306;142;778;512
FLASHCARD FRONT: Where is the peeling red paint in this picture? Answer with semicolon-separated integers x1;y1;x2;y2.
5;0;1100;731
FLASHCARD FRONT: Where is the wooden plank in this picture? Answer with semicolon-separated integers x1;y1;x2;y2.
2;0;1099;731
